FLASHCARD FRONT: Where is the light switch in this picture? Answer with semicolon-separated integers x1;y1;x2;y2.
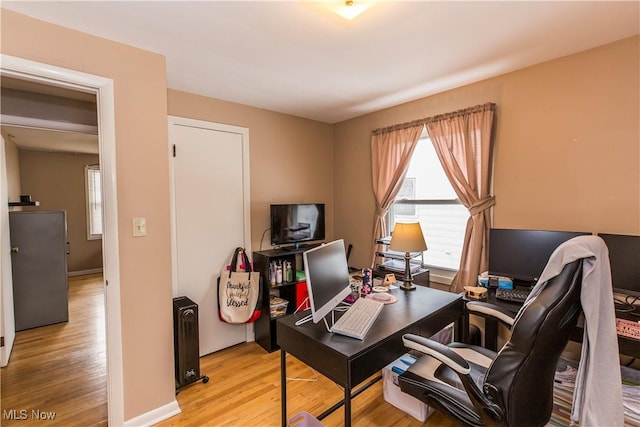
133;217;147;237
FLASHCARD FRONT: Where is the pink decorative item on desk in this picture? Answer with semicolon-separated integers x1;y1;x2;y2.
361;268;372;295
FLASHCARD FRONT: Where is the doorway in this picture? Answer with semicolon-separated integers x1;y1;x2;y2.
1;273;107;425
0;54;124;425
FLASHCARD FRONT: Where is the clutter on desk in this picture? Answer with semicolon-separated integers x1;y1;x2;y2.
366;292;397;304
349;273;363;300
464;286;488;301
361;268;373;295
477;271;513;289
348;270;389;302
616;318;640;340
383;273;397;286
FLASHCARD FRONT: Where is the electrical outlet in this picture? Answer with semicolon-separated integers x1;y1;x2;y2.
133;217;147;237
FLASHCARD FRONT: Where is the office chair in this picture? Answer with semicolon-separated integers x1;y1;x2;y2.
398;259;584;427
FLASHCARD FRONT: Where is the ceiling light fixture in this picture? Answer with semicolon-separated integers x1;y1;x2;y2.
326;0;376;20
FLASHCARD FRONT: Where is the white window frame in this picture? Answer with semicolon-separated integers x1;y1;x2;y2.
85;164;102;240
389;136;469;284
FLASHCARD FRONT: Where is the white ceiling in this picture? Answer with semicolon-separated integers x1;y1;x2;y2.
1;77;99;153
2;1;639;124
3;126;99;154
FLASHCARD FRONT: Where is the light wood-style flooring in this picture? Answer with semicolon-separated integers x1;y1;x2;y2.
1;274;460;426
1;273;107;426
158;341;462;427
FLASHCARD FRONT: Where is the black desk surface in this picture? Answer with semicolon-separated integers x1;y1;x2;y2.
466;288;640;358
277;286;463;387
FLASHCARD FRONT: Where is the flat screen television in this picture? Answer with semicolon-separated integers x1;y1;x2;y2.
270;203;325;248
488;228;590;286
303;239;352;324
598;233;640;298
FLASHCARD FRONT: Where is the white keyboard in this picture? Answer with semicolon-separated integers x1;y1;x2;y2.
331;297;384;340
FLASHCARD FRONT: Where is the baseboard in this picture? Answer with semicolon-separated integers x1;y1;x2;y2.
123;399;181;427
68;268;103;277
246;323;255;342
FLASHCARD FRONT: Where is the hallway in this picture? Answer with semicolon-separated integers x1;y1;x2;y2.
1;274;107;426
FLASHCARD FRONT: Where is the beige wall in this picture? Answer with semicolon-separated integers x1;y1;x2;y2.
1;9;174;420
167;91;335;252
18;150;102;273
1;8;335;422
334;36;640;270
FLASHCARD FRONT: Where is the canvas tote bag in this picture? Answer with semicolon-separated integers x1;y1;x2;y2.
218;247;262;324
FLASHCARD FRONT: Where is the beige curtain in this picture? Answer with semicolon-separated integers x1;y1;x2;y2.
425;103;496;293
370;123;424;266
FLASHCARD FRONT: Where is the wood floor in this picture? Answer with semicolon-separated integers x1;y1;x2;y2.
158;343;462;427
1;273;107;426
1;274;461;426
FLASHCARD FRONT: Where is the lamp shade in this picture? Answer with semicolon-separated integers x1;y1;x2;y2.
389;222;427;253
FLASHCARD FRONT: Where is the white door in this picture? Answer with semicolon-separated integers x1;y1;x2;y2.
1;134;16;366
169;117;250;356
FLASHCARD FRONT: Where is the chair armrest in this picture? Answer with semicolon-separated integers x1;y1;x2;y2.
466;301;515;327
402;334;470;374
402;333;506;424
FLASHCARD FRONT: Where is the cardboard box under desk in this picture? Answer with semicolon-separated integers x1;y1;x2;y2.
382;324;453;421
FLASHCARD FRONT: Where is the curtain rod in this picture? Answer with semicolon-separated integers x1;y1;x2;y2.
372;102;496;135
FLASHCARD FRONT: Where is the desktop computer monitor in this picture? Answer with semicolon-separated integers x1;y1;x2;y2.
599;233;640;298
488;228;589;286
303;239;352;324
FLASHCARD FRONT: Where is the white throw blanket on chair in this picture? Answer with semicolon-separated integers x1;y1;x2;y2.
525;235;623;427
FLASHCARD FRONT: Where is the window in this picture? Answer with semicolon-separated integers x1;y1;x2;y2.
389;134;468;270
85;164;102;240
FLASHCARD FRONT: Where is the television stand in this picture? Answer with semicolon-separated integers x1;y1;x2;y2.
279;242;321;252
253;247;312;352
294;242;318;250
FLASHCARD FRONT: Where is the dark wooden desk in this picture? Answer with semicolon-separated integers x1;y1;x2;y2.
465;288;640;358
277;286;464;427
372;266;430;288
462;289;521;350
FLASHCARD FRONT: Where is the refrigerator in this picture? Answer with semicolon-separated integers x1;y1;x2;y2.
9;210;69;331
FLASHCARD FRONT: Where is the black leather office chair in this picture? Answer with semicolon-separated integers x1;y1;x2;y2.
398;259;584;427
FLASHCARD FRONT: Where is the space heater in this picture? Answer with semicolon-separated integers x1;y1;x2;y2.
173;296;208;391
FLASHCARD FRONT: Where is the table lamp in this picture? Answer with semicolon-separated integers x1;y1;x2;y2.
389;222;427;291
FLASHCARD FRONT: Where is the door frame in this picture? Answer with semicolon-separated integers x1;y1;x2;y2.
0;133;15;367
0;54;124;426
167;116;253;340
